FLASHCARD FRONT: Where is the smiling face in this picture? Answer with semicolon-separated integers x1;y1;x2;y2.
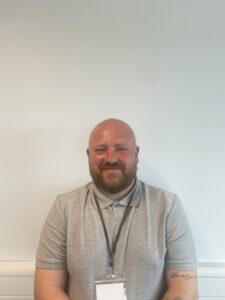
87;119;139;195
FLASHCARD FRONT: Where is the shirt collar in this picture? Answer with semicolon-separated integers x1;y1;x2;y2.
91;180;141;210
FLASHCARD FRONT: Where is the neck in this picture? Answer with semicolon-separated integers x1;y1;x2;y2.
100;179;136;201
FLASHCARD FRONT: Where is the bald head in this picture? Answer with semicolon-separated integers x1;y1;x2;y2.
88;118;137;149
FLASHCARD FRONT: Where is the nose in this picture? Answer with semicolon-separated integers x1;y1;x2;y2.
105;148;118;163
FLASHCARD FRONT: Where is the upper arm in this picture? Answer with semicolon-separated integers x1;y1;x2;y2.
164;269;199;299
36;196;67;270
34;267;68;298
162;196;199;299
165;195;197;271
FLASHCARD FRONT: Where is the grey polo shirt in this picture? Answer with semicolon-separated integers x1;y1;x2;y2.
36;180;197;300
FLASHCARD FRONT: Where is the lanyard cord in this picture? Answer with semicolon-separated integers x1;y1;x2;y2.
94;191;135;269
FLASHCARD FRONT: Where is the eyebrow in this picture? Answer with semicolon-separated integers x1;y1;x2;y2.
93;145;108;150
114;143;128;147
94;144;107;148
94;143;128;149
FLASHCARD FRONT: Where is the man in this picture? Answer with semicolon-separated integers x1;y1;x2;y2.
35;118;198;300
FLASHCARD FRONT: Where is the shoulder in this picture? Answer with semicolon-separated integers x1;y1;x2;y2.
57;182;92;201
53;182;93;211
138;179;181;214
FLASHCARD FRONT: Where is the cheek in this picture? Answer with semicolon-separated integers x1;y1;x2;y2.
120;156;138;168
119;154;136;163
89;156;103;166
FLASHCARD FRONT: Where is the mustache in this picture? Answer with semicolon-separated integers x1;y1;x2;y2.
99;161;125;171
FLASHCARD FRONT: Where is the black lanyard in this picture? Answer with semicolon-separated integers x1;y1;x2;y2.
94;191;135;269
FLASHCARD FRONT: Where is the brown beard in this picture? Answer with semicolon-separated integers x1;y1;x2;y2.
89;161;137;194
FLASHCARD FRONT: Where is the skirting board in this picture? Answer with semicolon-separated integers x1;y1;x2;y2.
0;261;225;298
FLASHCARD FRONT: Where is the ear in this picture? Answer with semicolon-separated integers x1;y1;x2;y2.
135;146;139;162
136;146;140;156
86;148;90;156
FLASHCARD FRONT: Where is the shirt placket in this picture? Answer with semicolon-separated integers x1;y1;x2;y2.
111;204;126;273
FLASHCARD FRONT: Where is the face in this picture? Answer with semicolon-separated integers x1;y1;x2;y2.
87;121;139;194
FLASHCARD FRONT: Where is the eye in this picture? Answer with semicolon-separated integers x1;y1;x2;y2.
116;146;128;152
94;147;106;154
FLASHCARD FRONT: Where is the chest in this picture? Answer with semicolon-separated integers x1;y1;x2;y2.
66;200;166;278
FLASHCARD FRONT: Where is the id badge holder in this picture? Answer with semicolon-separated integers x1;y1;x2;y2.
94;275;127;300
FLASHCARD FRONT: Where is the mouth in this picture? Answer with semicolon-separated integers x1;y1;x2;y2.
102;168;121;172
100;162;124;172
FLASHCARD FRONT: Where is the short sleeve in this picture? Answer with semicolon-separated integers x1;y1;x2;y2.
165;195;197;270
36;195;67;269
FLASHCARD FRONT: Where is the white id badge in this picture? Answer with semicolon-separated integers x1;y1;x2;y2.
94;276;127;300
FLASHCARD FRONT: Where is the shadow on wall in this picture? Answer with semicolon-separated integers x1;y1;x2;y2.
138;158;171;192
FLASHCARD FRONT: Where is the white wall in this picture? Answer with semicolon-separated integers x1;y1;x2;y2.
0;0;225;266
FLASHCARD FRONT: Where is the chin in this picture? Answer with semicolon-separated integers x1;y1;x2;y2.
103;174;122;184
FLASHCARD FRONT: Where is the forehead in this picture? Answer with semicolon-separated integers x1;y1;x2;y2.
102;130;128;142
89;125;136;147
